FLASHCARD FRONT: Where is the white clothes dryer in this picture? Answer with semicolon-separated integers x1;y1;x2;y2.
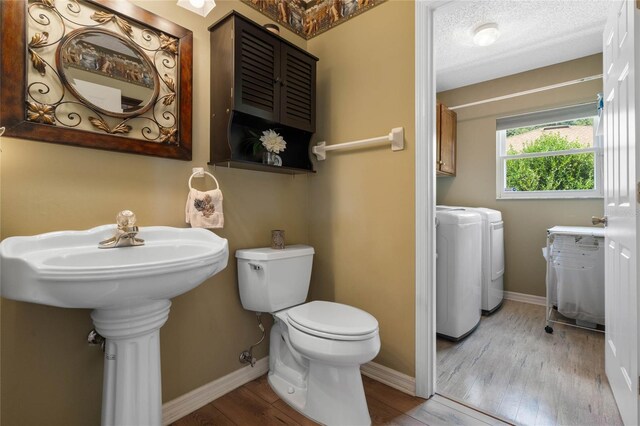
436;210;482;340
437;206;505;314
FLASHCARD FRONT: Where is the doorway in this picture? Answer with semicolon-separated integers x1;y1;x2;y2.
415;0;624;423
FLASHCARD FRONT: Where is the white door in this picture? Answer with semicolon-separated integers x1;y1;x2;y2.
603;1;638;424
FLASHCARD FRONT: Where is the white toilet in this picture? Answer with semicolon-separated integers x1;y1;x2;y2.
236;245;380;426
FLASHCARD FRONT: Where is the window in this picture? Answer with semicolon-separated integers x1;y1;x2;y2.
496;103;602;199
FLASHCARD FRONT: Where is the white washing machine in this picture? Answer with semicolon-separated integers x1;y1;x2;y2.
437;206;505;314
436;210;482;340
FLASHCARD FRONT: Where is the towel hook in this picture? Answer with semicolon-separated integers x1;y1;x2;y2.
188;168;220;190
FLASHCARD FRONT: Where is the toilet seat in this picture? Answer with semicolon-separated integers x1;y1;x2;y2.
286;301;379;341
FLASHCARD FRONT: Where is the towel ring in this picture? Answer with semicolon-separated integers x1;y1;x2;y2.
188;171;220;190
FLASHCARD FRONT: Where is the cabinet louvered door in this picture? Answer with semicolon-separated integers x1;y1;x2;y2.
234;18;281;122
280;44;316;132
209;12;316;173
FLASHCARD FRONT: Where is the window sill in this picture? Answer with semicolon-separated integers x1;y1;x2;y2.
497;192;603;200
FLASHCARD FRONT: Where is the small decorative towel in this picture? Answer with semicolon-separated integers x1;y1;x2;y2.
185;188;224;229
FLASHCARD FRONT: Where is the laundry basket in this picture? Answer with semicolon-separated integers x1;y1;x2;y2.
544;226;605;333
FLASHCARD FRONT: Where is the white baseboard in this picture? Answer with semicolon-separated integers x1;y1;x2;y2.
162;357;269;425
503;291;546;306
162;357;415;424
361;361;416;396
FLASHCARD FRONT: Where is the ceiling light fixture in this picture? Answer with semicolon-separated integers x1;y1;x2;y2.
473;23;499;47
177;0;216;17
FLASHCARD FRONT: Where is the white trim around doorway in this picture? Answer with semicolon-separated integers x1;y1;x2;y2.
414;0;440;399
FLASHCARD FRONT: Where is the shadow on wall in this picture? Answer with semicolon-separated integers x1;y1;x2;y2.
435;174;455;200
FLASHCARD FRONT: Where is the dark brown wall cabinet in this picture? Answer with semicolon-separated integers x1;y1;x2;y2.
436;101;456;176
209;12;318;174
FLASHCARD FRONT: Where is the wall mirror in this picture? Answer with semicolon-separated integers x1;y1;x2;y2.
0;0;193;160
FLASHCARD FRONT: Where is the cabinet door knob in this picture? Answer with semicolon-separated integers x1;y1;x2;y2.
274;77;281;84
438;161;445;165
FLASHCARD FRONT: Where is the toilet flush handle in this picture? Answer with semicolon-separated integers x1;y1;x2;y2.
248;263;262;271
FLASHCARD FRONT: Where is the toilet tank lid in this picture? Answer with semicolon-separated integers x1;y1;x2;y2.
235;244;314;260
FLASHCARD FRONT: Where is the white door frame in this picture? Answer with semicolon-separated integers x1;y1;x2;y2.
415;0;443;398
414;0;637;405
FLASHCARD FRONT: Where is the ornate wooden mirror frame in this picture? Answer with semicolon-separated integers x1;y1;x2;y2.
0;0;193;160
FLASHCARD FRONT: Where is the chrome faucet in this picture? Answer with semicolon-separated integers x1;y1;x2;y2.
98;210;145;248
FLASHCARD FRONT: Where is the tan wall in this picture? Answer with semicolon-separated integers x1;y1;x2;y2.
436;54;604;297
306;0;416;376
0;2;310;424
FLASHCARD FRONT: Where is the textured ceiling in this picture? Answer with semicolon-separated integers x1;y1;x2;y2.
435;0;613;92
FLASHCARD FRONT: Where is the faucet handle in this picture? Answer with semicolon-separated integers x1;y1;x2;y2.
116;210;137;228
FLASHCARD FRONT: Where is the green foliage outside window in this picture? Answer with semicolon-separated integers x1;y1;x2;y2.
505;132;595;192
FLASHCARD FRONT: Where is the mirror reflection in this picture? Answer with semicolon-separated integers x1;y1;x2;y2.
58;29;158;117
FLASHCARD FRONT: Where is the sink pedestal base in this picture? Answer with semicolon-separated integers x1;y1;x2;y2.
91;300;171;426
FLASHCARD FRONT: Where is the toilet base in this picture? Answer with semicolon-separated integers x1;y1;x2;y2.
268;318;373;425
269;362;371;426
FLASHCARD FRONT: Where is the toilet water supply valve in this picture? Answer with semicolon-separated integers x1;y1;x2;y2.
239;313;265;367
87;328;105;351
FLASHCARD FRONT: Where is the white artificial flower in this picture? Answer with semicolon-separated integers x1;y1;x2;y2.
260;129;286;153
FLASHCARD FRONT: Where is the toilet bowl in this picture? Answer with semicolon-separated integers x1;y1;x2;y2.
236;246;380;425
269;301;380;425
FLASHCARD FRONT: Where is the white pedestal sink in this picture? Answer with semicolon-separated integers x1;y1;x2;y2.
0;225;229;426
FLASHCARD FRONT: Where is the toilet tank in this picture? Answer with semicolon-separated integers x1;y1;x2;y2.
236;245;314;313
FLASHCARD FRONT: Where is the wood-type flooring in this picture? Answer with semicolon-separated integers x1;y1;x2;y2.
437;299;623;425
173;374;510;426
173;299;619;425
